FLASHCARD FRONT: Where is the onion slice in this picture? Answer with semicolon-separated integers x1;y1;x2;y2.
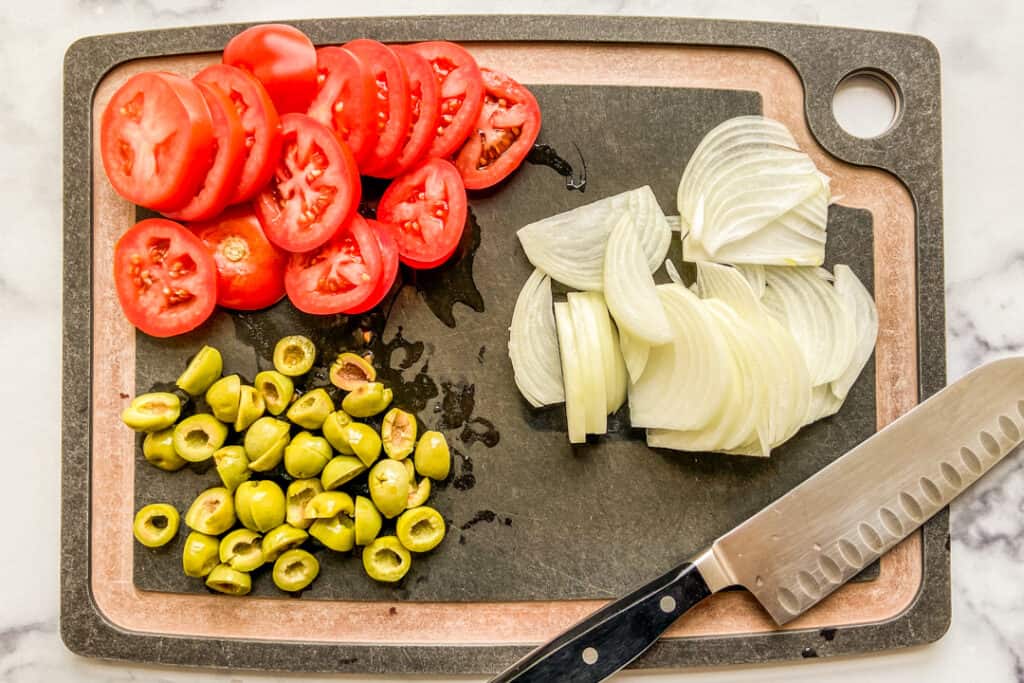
830;264;878;400
553;302;586;443
567;293;608;434
618;327;650;384
604;212;673;344
508;269;564;408
586;292;628;414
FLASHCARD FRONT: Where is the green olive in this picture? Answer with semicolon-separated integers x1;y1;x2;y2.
255;370;294;416
362;536;411;583
329;352;376;391
354;495;382;546
321;410;355;454
304;491;354;519
345;422;382;467
234;480;286;532
381;408;417;460
286;388;334;430
213;446;251;492
172;414;228;463
273;335;316;376
133;503;179;548
341;382;393;418
205;563;251;596
234;385;266;432
176;345;223;396
414;431;451;480
121;392;181;432
368;459;410;519
286;479;322;529
205;374;242;423
320;455;367;490
273;548;320;592
184;487;236;535
261;523;310;562
218;528;264;572
407;472;431;509
142;428;188;471
396;506;446;553
182;531;220;578
310;514;355;552
244;417;291;471
284;431;333;479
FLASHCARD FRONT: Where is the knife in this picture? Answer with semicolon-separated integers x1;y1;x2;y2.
490;356;1024;682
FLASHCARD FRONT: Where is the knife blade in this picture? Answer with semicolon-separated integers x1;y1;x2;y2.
490;356;1024;682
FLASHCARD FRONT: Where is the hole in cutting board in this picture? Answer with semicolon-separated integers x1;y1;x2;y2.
832;71;900;138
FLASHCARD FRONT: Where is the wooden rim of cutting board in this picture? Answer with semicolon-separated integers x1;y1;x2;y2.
89;43;918;646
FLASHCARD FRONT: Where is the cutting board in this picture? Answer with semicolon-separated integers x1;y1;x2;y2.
61;15;947;674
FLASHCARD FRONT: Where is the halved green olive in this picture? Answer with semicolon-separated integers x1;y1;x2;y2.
205;374;242;423
261;523;310;562
182;531;220;577
321;455;367;490
286;479;322;529
184;487;236;535
273;548;320;592
121;392;181;432
381;408;417;460
244;417;291;471
172;414;228;462
414;431;451;480
329;352;376;391
341;382;393;418
354;495;382;546
255;370;294;416
142;428;188;471
176;345;223;396
286;388;334;430
304;491;354;519
284;431;333;479
321;410;355;454
213;445;251;492
133;503;179;548
368;459;410;519
362;536;411;583
234;385;266;432
218;528;264;572
310;514;355;552
396;506;446;553
205;563;251;596
273;335;316;376
234;480;286;532
407;472;431;509
345;422;382;467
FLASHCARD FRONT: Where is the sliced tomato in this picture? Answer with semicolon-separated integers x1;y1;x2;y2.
407;41;484;159
223;23;318;114
342;39;410;177
376;158;467;268
372;46;440;178
163;82;247;222
255;113;360;253
345;219;400;314
306;46;377;167
454;68;541;190
189;206;287;310
284;214;383;315
113;218;217;337
100;72;215;211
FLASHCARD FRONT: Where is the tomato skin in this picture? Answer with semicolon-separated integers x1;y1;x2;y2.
189;206;287;310
454;68;541;190
343;39;410;177
223;23;318;114
372;46;441;178
113;218;218;337
344;219;400;314
376;158;467;268
100;72;215;211
407;41;484;159
307;46;378;167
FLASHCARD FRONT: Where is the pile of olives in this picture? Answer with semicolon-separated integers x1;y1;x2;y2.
125;336;451;595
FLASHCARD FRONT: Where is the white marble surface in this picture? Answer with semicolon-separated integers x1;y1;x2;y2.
2;0;1022;680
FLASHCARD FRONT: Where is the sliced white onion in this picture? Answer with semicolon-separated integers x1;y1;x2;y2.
830;264;878;400
604;212;674;345
553;302;586;444
736;264;766;299
665;215;684;233
617;327;650;384
567;292;608;434
805;384;843;425
665;259;684;286
508;269;564;408
582;291;628;413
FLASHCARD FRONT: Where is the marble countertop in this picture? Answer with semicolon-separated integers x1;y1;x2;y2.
3;0;1022;680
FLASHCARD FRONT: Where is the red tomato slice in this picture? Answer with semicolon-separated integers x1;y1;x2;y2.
407;41;484;159
100;72;215;211
223;23;318;114
306;46;378;167
189;206;288;311
163;82;247;222
113;218;217;337
255;113;361;253
194;64;282;204
454;68;541;190
284;214;383;315
372;46;440;178
343;39;410;177
344;219;400;314
376;158;467;268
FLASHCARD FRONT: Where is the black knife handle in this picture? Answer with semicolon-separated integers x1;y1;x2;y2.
490;562;712;683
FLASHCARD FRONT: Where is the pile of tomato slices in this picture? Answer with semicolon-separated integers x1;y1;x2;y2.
100;24;542;337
